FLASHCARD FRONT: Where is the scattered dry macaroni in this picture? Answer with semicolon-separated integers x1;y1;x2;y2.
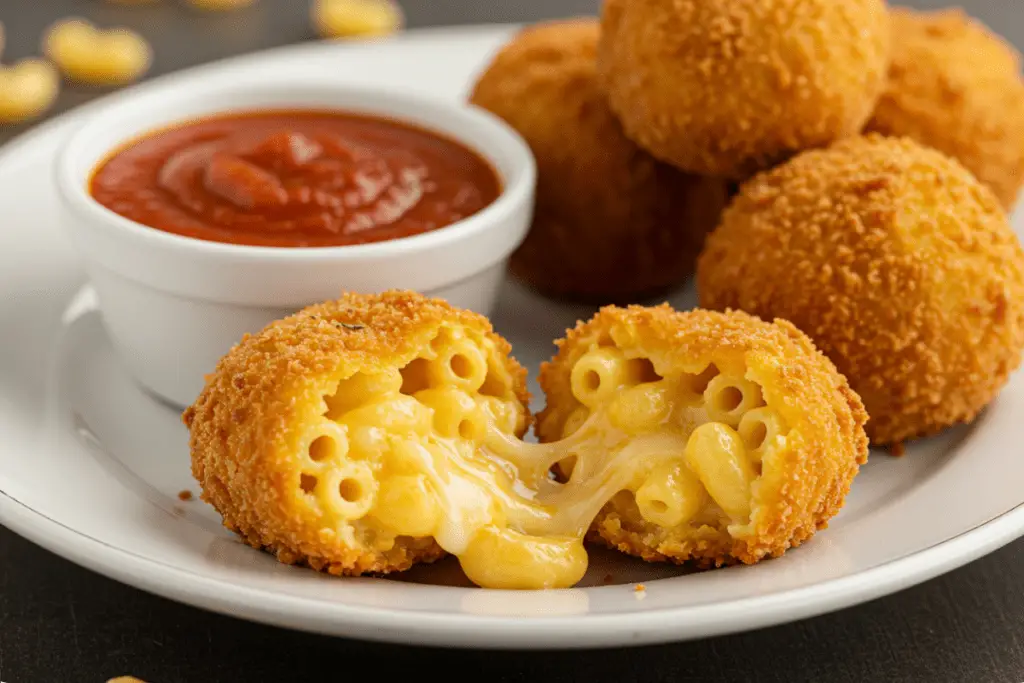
0;59;60;124
312;0;404;39
43;18;152;86
185;292;869;590
537;304;869;568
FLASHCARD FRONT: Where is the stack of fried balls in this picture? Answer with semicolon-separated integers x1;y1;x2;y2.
469;1;1024;447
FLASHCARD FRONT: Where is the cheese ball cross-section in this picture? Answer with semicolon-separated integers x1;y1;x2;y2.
469;19;728;303
188;0;257;11
312;0;404;39
186;292;868;587
184;291;532;579
865;7;1024;211
698;135;1024;445
537;305;869;568
597;0;891;179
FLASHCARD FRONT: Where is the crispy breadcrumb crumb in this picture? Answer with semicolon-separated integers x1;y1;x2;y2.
470;19;727;302
183;291;531;577
538;305;869;568
698;135;1024;444
865;7;1024;211
597;0;891;178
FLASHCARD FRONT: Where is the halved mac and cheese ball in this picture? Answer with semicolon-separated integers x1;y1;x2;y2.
183;291;531;577
537;305;869;567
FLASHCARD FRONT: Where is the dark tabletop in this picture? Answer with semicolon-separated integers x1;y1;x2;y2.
1;1;1023;681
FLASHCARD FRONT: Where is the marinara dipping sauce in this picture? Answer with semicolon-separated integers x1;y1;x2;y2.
89;110;502;247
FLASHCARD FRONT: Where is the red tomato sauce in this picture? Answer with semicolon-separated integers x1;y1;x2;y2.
89;110;502;247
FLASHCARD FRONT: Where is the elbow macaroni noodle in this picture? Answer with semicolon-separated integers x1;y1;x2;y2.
293;325;789;590
44;19;151;86
0;59;60;124
312;0;404;39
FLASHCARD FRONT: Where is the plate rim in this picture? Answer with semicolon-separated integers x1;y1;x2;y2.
3;485;1023;649
2;23;1023;649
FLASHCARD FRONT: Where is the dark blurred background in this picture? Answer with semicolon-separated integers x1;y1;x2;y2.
0;1;1023;682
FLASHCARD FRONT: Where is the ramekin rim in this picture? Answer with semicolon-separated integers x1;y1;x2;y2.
54;79;536;264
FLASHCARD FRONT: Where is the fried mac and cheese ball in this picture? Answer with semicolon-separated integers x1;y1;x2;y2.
865;8;1024;211
184;291;531;578
698;135;1024;445
597;0;891;179
312;0;403;39
187;291;871;586
469;19;727;302
537;305;868;567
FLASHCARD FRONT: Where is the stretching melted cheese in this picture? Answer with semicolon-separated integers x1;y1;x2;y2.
296;324;783;589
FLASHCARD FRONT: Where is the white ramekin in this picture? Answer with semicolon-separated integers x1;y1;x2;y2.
55;78;536;408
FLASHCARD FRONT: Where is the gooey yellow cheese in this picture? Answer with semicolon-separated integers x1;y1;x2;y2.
310;344;775;590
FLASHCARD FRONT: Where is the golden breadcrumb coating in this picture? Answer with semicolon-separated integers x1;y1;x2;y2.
698;135;1024;445
597;0;891;179
538;305;868;567
183;291;531;576
865;7;1024;211
470;19;727;302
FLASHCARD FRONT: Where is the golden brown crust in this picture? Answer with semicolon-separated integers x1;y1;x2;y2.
183;290;531;576
538;305;869;567
697;134;1024;444
597;0;891;179
865;8;1024;211
469;19;728;302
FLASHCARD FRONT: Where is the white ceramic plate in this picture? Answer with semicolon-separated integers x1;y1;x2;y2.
1;25;1023;650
